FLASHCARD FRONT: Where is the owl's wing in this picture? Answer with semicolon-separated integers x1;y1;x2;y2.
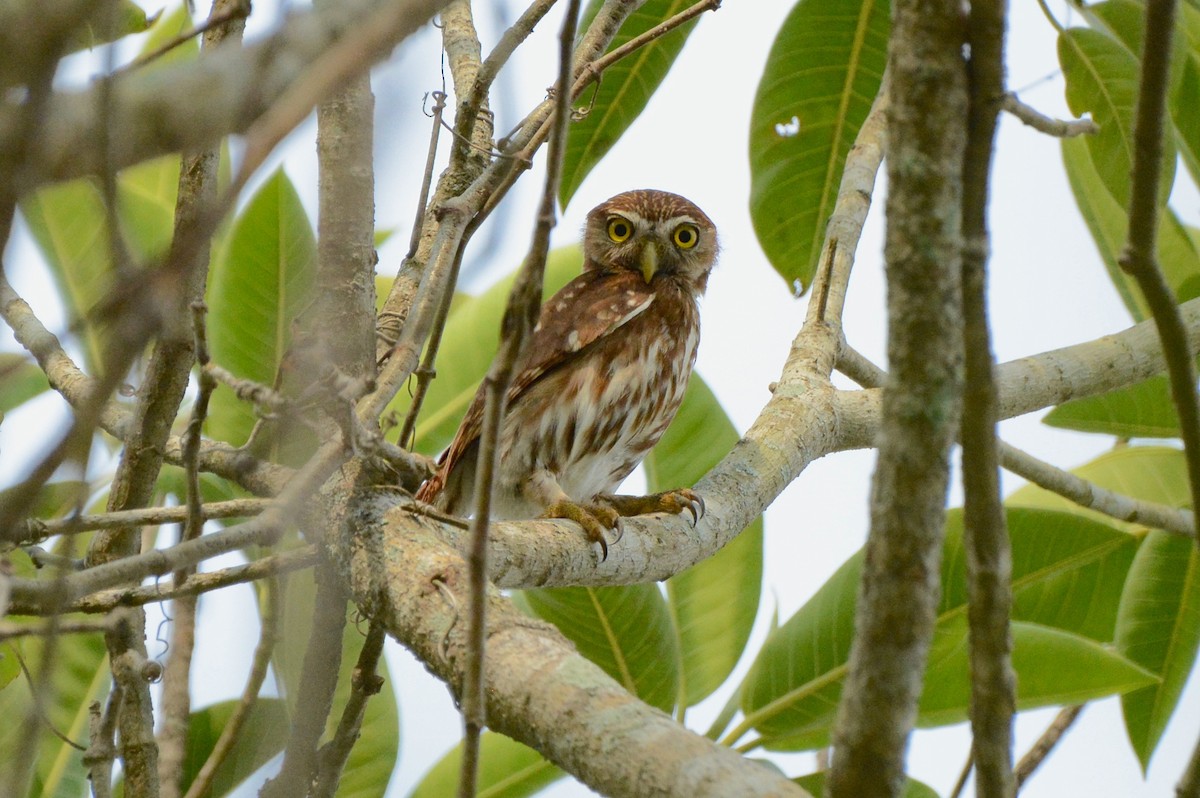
416;269;654;502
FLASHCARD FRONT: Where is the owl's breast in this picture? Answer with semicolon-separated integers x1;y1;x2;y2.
502;294;701;506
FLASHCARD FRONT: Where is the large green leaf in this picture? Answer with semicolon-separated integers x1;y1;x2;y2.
517;584;680;712
65;0;152;55
1117;531;1200;770
1175;55;1200;186
1061;137;1200;321
794;769;954;798
180;698;289;797
1043;374;1182;438
738;508;1140;750
205;168;316;447
408;732;564;798
748;0;890;294
918;618;1155;727
648;377;762;708
559;0;707;207
1059;27;1176;209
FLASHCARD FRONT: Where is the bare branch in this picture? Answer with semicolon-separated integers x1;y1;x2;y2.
312;622;387;798
1001;94;1098;137
1013;704;1083;790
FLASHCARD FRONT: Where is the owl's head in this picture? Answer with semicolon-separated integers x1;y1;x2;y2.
583;189;718;295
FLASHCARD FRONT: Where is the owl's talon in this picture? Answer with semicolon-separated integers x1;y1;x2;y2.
542;499;622;561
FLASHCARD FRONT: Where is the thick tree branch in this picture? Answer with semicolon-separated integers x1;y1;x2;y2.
0;0;450;190
327;486;810;798
961;0;1016;792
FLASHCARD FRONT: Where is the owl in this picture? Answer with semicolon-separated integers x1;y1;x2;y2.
415;189;718;558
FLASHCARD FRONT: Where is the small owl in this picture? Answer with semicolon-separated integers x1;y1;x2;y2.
415;189;718;557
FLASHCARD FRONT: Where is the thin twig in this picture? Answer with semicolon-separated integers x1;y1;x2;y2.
1014;704;1084;790
181;577;280;798
837;343;1197;537
1001;94;1097;137
950;753;974;798
458;4;579;795
312;622;387;797
82;685;125;798
20;499;270;541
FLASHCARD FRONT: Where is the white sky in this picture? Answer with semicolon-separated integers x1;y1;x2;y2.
5;0;1200;796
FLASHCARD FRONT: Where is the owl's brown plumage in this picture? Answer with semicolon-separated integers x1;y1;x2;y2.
416;189;718;556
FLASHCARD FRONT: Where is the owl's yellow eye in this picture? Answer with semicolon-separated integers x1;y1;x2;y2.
606;218;633;243
673;223;700;249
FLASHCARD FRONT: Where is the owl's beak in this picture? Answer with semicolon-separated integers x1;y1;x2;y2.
639;244;659;283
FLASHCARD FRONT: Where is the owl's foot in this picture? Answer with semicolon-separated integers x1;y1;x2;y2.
596;489;706;526
541;500;624;561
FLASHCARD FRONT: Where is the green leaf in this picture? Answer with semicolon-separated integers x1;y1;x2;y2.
206;168;317;446
66;0;151;54
1043;374;1182;438
0;632;109;798
918;618;1155;727
749;0;890;294
1059;27;1176;209
269;570;401;797
1116;531;1200;770
0;354;51;415
20;179;113;372
518;584;680;711
138;2;198;68
0;643;20;691
116;155;181;263
648;377;762;707
794;770;940;798
1061;137;1200;321
739;507;1139;749
559;0;707;207
1173;55;1200;188
180;698;289;797
408;732;564;798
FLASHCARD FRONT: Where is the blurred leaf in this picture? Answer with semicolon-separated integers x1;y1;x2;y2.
1117;531;1200;770
180;698;289;797
741;507;1139;750
408;732;563;798
116;155;181;263
518;584;679;711
0;631;108;798
749;0;890;294
66;0;151;54
559;0;707;207
1043;374;1182;438
137;2;197;68
0;354;51;415
20;180;112;372
206;168;316;446
0;481;92;523
793;770;940;798
647;377;762;707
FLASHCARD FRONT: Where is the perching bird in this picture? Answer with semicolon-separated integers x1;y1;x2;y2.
415;189;717;558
